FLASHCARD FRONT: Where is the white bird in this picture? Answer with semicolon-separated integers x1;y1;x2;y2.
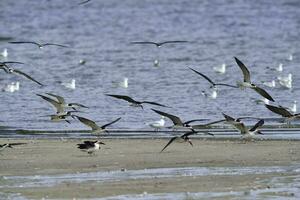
112;77;128;88
213;63;226;74
287;54;293;61
262;80;276;88
0;48;8;58
61;79;76;90
277;73;292;89
2;82;20;93
266;63;283;72
201;88;218;99
147;116;165;131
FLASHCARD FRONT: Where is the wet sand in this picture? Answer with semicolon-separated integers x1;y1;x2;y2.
1;138;300;199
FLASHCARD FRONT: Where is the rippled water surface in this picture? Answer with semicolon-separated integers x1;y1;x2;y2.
1;0;300;132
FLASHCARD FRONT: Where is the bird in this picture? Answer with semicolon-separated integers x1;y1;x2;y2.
74;116;121;135
287;54;293;61
266;63;283;72
0;62;43;86
151;108;208;129
0;48;8;58
261;80;276;88
265;104;300;123
2;81;20;93
277;73;292;89
77;141;105;154
130;40;189;48
146;116;166;131
201;88;218;99
0;143;27;152
61;79;76;90
9;41;69;49
41;111;80;124
112;77;128;89
106;94;170;109
189;67;237;88
234;57;275;102
213;63;226;74
160;129;213;152
222;113;264;137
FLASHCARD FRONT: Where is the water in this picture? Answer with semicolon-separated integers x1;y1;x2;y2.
1;0;300;133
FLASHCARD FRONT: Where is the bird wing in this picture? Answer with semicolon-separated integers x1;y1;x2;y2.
45;93;66;104
12;69;43;86
130;41;159;46
252;86;275;102
234;57;251;83
184;119;207;125
214;83;238;88
151;109;183;126
70;103;89;108
101;117;121;129
42;43;69;48
265;104;293;117
189;67;215;86
76;116;100;131
105;94;136;103
191;119;225;129
141;101;170;107
78;0;91;5
160;41;189;45
36;94;64;113
160;137;178;152
9;41;40;46
1;61;25;65
249;119;264;132
222;113;236;122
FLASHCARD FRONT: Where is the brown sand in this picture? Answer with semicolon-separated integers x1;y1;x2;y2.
1;138;300;199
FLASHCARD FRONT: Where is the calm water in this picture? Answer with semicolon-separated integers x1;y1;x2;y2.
1;0;300;132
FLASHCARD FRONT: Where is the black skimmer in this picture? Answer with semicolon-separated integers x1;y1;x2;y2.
0;62;43;86
130;40;188;48
106;94;170;109
74;116;121;135
9;41;68;49
0;143;27;151
77;141;105;154
151;109;207;129
234;57;275;102
189;67;237;88
41;111;80;124
160;129;213;152
265;104;300;123
222;113;264;137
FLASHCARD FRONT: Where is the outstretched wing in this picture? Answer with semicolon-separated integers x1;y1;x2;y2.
105;94;136;104
13;69;43;86
151;109;183;126
9;41;40;47
141;101;170;108
265;104;293;117
76;116;100;131
214;83;238;88
36;94;64;113
160;137;177;153
45;93;66;104
252;86;275;102
130;41;159;46
234;57;251;83
160;41;189;45
101;117;121;129
78;0;91;5
249;119;264;132
42;43;69;48
189;67;215;86
222;113;236;122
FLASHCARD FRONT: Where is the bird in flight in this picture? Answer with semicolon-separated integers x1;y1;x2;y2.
77;140;105;154
106;94;170;109
234;57;275;102
130;40;189;48
189;67;237;88
0;62;43;86
74;116;121;135
265;104;300;123
9;41;69;49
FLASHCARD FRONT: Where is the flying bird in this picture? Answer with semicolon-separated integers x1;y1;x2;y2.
189;67;237;88
74;116;121;135
234;57;275;102
77;141;105;154
78;0;92;5
0;62;43;86
106;94;170;109
130;40;189;48
265;104;300;123
9;41;69;49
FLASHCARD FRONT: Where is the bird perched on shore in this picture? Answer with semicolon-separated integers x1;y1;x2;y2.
222;113;264;138
234;57;275;102
0;143;27;152
160;129;213;152
0;62;43;86
74;116;121;135
106;94;170;109
77;141;105;154
9;41;69;49
146;116;166;131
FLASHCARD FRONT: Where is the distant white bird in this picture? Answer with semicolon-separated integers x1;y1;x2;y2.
266;63;283;72
262;80;276;88
147;116;165;131
287;54;293;61
112;77;128;88
154;59;159;67
61;79;76;90
277;73;292;89
286;100;297;113
0;48;8;58
201;88;218;99
2;82;20;92
213;63;226;74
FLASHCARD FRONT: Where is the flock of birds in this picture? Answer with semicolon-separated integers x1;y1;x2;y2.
0;38;298;154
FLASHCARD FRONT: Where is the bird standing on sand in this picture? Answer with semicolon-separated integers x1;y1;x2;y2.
77;141;105;154
0;143;27;152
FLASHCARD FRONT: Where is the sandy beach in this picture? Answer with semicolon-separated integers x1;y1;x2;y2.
0;138;300;199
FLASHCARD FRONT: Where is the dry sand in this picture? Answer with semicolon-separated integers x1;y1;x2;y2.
1;138;300;199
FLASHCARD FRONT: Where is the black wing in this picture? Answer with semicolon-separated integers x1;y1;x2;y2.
1;61;25;65
78;0;91;5
42;43;69;48
160;41;189;45
13;69;43;86
105;94;137;104
101;117;121;129
234;57;251;83
265;104;293;117
214;83;238;88
130;41;159;46
252;86;275;102
151;109;183;126
9;41;40;47
189;67;215;86
160;137;178;153
249;119;264;132
141;101;170;108
222;113;236;122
